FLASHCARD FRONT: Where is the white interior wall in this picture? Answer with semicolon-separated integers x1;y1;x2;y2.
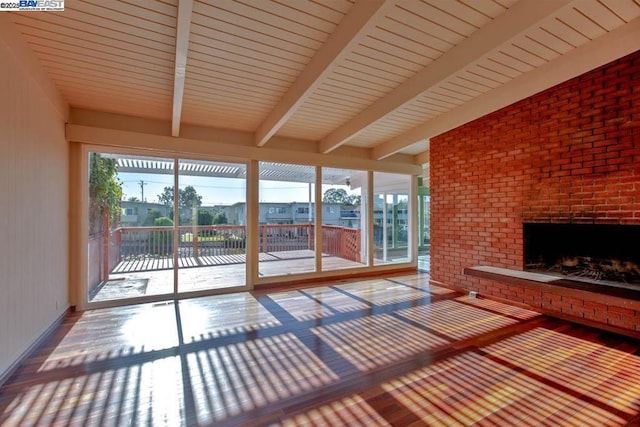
0;25;69;381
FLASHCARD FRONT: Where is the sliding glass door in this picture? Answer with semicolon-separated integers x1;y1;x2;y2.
373;172;411;265
258;162;316;277
177;160;246;292
88;153;176;303
86;150;415;306
321;168;368;271
87;152;248;305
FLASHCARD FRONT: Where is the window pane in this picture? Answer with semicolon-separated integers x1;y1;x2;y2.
177;159;247;292
321;168;368;270
374;172;411;265
258;162;316;277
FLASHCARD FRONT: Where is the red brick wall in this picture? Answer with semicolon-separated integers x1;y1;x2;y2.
430;50;640;332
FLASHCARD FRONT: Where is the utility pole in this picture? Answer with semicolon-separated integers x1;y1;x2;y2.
139;180;147;202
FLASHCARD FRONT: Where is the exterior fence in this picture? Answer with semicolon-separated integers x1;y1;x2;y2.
110;224;361;270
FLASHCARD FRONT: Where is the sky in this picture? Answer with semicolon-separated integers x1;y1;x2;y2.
119;172;358;206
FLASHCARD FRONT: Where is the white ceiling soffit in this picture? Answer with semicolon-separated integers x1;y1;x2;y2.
7;0;640;160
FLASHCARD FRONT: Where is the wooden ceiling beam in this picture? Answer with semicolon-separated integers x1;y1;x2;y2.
171;0;194;137
375;14;640;160
254;0;392;147
319;0;573;154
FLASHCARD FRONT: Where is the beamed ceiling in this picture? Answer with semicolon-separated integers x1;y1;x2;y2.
7;0;640;163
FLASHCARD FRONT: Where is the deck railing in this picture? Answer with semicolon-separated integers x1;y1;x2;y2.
111;223;360;269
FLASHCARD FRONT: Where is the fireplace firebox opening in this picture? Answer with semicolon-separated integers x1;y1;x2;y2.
523;223;640;287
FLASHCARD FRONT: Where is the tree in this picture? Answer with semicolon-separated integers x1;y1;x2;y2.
197;209;214;226
127;196;140;202
158;186;174;206
89;153;123;234
347;194;361;205
323;188;348;204
212;211;228;224
158;185;203;208
143;209;162;226
181;185;203;208
322;188;361;205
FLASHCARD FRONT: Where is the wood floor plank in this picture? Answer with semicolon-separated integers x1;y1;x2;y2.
1;272;639;426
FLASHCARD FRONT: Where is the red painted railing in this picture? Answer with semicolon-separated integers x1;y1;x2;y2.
111;224;360;269
321;225;361;262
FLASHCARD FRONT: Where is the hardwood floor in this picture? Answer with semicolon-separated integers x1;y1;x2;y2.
2;272;640;426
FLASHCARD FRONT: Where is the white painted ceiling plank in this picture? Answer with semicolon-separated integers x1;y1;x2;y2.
188;35;306;71
48;69;174;95
189;12;317;58
557;7;608;40
390;7;464;46
188;30;309;65
171;0;193;137
540;18;590;47
489;50;537;72
373;15;640;160
499;44;549;67
80;0;177;27
187;47;301;77
319;0;573;154
235;0;340;33
0;14;68;120
187;59;291;86
60;6;176;43
9;13;175;53
351;44;424;73
361;36;436;67
367;26;442;61
195;2;323;51
399;1;480;36
600;0;640;22
458;0;510;18
426;0;494;28
216;0;332;41
185;81;279;101
34;51;173;81
254;0;392;147
275;0;347;23
509;36;560;61
575;1;625;30
28;41;174;74
22;32;173;67
378;16;454;53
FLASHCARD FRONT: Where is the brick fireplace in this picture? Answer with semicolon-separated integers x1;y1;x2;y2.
430;50;640;334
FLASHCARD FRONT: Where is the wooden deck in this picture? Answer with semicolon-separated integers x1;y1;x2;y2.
3;272;640;426
92;251;367;302
111;250;322;273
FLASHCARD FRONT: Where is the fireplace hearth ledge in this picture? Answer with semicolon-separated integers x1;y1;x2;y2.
464;265;640;311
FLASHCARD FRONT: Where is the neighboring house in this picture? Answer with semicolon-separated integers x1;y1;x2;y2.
225;202;350;226
121;201;172;226
122;200;409;232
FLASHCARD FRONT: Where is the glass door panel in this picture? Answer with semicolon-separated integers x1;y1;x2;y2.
88;153;175;303
321;168;368;271
177;160;247;292
258;162;316;277
418;185;430;272
373;172;411;265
